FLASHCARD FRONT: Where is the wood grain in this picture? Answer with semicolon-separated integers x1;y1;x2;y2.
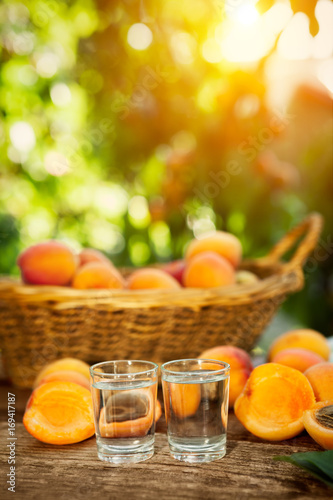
0;383;331;500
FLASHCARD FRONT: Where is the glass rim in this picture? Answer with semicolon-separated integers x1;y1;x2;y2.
160;358;230;376
90;360;159;377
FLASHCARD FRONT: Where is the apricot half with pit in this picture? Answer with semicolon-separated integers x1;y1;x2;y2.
303;401;333;450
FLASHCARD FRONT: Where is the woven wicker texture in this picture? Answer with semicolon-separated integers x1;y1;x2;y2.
0;213;323;387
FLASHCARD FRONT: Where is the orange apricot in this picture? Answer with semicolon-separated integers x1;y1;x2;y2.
79;248;111;267
127;268;181;290
199;345;253;407
271;348;325;373
169;382;201;419
268;329;330;362
34;358;90;388
23;381;95;445
304;362;333;401
17;241;77;286
72;262;125;289
185;231;242;268
303;400;333;450
38;370;90;391
156;399;162;422
98;387;157;438
234;363;315;441
183;251;235;288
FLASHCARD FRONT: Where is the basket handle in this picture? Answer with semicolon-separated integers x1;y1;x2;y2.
267;212;323;271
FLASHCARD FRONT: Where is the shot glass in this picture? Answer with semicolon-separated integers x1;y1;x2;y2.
90;360;158;464
161;358;230;463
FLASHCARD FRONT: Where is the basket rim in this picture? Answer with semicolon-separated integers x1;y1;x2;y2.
0;260;302;308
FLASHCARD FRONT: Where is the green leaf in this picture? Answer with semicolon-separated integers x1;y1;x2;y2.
274;451;333;488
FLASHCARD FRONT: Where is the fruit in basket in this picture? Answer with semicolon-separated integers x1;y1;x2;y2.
235;270;259;285
37;370;90;390
198;345;253;407
34;358;90;388
183;251;235;288
234;363;315;441
23;381;95;445
303;400;333;450
17;241;77;286
304;363;333;401
127;268;181;290
271;348;325;373
72;262;125;289
268;329;330;362
185;231;242;268
78;248;111;267
161;260;186;285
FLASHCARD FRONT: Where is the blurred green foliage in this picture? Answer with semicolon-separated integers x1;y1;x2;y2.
0;0;332;333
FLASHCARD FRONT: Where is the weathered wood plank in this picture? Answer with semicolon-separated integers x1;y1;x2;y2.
0;384;331;500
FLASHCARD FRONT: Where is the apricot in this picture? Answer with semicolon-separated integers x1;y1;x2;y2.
72;262;125;289
79;248;111;267
38;370;90;391
268;329;330;362
304;363;333;401
236;270;259;285
162;260;186;285
34;358;90;388
17;240;77;286
185;231;242;268
199;346;253;407
183;251;235;288
234;363;315;441
156;399;162;422
303;400;333;450
98;387;157;438
168;382;201;419
127;268;181;290
271;348;325;373
23;381;94;445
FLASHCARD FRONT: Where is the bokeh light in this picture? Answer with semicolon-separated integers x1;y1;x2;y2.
44;151;70;177
127;23;153;50
9;122;36;152
50;83;72;107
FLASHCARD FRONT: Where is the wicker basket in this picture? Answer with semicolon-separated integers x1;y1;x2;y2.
0;213;323;387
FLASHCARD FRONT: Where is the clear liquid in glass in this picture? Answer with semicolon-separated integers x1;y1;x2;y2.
91;379;157;463
162;371;229;463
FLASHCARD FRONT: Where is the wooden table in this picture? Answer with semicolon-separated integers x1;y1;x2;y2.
0;383;331;500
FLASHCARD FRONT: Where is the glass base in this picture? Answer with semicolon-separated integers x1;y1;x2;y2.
96;439;154;464
97;449;154;464
170;447;226;463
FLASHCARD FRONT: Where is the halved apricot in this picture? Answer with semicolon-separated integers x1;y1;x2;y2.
303;400;333;450
23;381;94;445
98;387;157;439
234;363;315;441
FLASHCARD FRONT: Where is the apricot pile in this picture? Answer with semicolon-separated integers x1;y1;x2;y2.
231;328;332;448
17;229;248;290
